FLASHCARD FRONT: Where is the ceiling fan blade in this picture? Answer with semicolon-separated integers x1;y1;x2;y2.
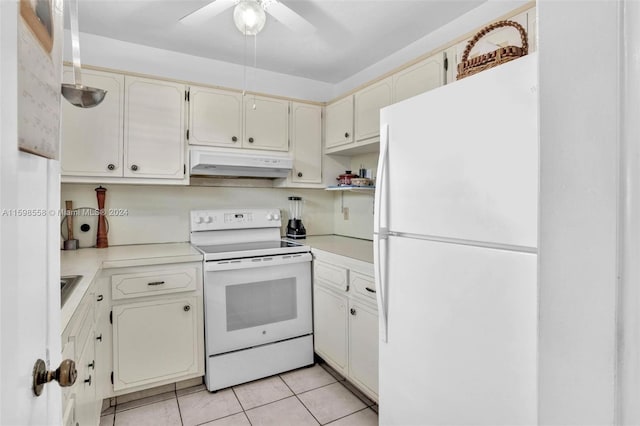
264;2;315;34
180;0;237;26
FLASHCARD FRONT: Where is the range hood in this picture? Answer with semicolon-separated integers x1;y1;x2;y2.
190;149;293;178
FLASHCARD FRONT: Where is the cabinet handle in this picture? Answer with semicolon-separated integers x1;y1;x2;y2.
130;164;139;171
84;375;92;385
297;172;303;178
248;137;254;143
88;360;95;370
96;295;103;302
365;287;376;294
350;308;357;316
232;136;238;142
96;334;102;342
107;164;115;171
184;305;191;312
148;281;165;286
345;132;350;138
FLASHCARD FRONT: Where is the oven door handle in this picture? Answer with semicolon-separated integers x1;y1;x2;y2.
204;252;312;272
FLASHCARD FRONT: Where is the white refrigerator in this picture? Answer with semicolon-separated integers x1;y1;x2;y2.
374;54;538;425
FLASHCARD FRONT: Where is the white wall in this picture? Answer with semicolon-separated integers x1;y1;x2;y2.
65;30;334;102
538;1;620;424
60;184;334;246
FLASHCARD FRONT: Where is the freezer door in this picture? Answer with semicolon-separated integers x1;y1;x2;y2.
380;54;538;248
379;235;537;425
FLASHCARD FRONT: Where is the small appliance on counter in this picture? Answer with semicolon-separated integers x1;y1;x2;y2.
287;196;306;239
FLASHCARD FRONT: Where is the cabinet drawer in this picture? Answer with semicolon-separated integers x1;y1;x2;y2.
111;268;197;300
314;261;348;292
351;272;377;303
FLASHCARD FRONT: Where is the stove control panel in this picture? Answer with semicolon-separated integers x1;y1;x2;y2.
190;209;281;231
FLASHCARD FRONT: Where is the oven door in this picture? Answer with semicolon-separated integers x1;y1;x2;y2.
204;252;312;355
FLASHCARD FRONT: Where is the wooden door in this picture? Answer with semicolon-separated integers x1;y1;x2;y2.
243;95;289;151
61;68;124;177
393;54;445;103
354;77;392;142
348;301;379;397
325;96;354;149
189;86;243;148
313;286;348;375
124;76;186;179
291;103;322;184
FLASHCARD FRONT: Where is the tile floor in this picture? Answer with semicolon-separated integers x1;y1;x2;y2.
100;363;378;426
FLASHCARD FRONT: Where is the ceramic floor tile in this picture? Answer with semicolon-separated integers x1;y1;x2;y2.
114;398;181;426
246;396;319;426
115;390;176;412
201;412;252;426
116;383;175;405
319;363;346;382
176;383;207;397
340;380;375;406
281;364;337;394
233;375;293;409
100;413;115;426
298;382;366;425
326;408;378;426
178;388;243;426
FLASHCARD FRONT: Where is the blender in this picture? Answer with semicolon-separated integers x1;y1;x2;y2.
287;196;306;239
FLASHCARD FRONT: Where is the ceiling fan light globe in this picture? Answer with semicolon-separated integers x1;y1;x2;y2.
233;0;266;35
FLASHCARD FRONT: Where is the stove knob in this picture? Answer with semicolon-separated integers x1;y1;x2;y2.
273;213;280;221
196;217;204;224
266;213;274;221
205;216;213;223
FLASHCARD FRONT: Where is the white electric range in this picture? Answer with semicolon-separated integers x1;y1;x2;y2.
190;209;314;391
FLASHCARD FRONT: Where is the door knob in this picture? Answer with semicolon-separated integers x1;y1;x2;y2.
32;358;77;396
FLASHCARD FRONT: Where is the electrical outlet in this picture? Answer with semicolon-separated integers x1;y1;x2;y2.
343;207;349;220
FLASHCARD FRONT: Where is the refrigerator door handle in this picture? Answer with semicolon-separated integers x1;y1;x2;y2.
375;123;389;342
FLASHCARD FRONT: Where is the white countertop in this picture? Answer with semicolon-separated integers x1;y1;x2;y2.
305;235;374;264
61;242;203;331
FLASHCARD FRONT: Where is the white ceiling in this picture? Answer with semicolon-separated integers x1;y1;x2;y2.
71;0;486;83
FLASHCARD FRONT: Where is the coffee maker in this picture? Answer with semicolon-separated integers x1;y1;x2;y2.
286;196;306;239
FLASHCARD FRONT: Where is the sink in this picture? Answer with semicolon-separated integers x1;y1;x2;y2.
60;275;83;307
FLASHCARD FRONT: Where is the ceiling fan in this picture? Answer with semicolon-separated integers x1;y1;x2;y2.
180;0;315;35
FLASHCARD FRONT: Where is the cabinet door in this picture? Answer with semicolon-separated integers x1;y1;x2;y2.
313;286;348;375
291;103;322;184
244;96;289;151
189;86;243;148
75;329;97;426
112;296;200;391
354;77;392;142
393;54;445;103
348;301;378;398
325;96;354;149
124;76;186;179
61;68;124;177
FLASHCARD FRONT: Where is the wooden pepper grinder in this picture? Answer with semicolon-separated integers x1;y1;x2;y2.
95;186;108;248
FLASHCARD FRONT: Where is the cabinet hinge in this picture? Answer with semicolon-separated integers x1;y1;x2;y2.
184;164;186;175
444;54;449;72
185;90;190;102
109;310;112;324
111;372;114;385
186;129;190;140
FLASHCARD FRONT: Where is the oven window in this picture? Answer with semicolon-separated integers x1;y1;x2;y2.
225;278;297;331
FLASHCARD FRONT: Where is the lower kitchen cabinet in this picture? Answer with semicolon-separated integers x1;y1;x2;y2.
95;262;204;398
312;252;378;401
61;279;102;426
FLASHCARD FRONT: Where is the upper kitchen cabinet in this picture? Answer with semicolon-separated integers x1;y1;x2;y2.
61;70;188;185
325;96;354;150
290;102;322;184
124;76;186;179
393;52;447;103
61;68;124;178
243;95;290;151
188;86;243;148
354;76;392;142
